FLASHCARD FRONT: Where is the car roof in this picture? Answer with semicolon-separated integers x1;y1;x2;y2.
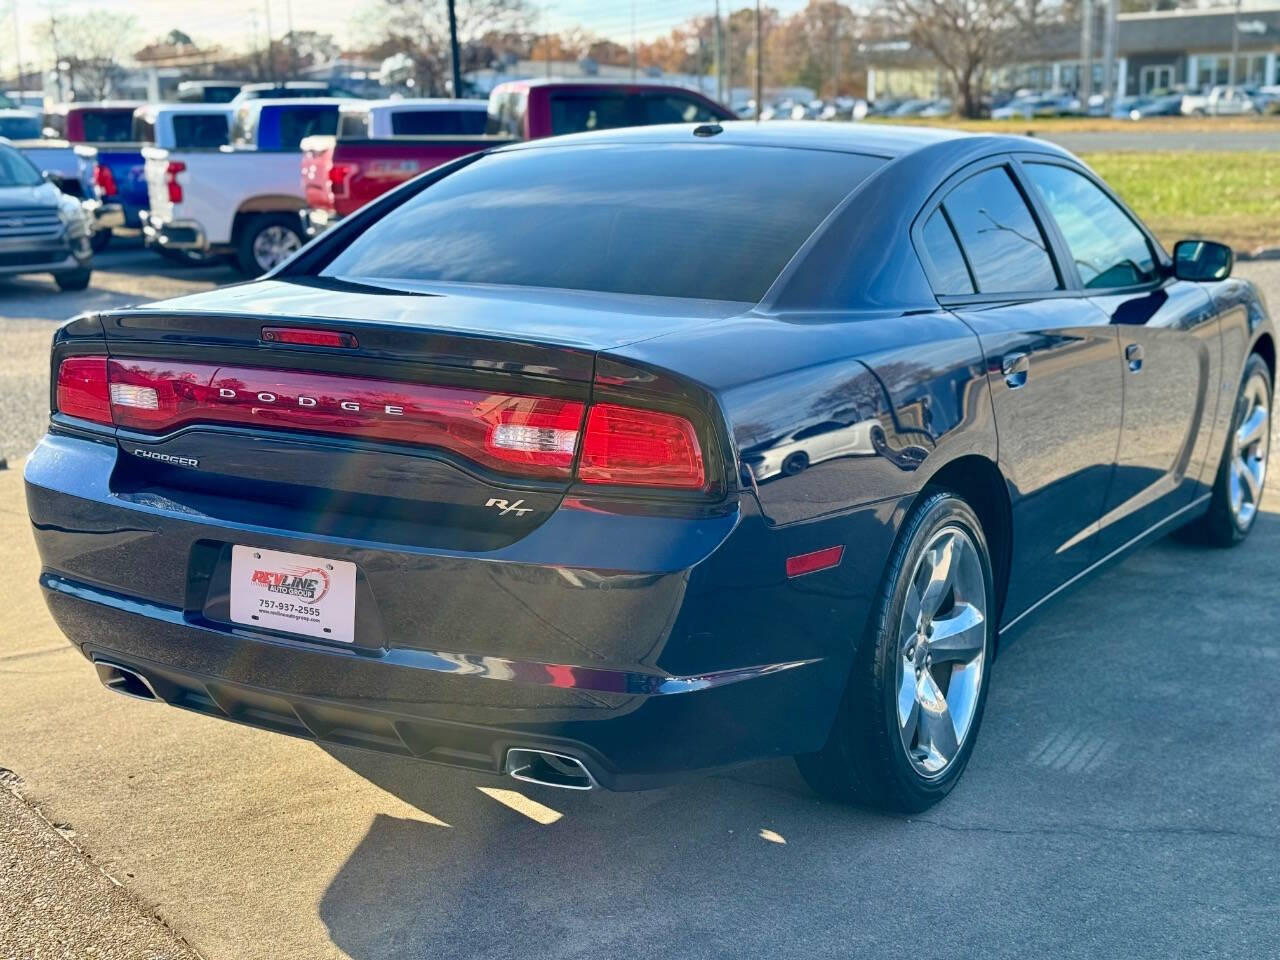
500;121;987;160
344;98;488;114
48;101;144;113
235;97;349;114
136;103;234;116
495;77;721;95
0;108;38;117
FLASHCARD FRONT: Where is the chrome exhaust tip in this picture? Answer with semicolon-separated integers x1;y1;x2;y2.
504;748;598;791
93;661;160;702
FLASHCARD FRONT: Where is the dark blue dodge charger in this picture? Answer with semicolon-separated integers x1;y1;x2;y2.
27;123;1273;812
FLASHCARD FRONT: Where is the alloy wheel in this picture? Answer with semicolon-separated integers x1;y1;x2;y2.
895;524;988;779
252;225;301;272
1229;371;1271;529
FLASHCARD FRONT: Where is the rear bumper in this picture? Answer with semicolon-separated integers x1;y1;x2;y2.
27;433;901;788
142;215;207;252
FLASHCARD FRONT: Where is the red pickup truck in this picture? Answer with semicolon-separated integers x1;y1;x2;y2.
302;79;733;231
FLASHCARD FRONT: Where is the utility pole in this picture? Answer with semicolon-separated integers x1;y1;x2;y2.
1229;0;1242;88
447;0;461;97
714;0;723;104
1079;0;1094;104
11;0;23;94
754;0;762;122
831;5;841;99
1101;0;1117;110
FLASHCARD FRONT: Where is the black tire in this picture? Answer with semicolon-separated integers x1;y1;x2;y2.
781;452;810;476
89;230;111;253
53;268;91;291
158;246;217;268
796;490;996;813
235;213;303;276
1184;353;1272;547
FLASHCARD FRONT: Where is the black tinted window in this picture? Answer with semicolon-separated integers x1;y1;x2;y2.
942;167;1059;293
80;110;134;142
131;114;156;143
275;108;338;150
171;114;229;148
320;144;882;302
338;111;369;139
485;91;526;136
0;145;42;186
641;94;720;124
0;115;41;139
1025;163;1157;289
392;110;488;135
549;94;630;135
921;209;974;295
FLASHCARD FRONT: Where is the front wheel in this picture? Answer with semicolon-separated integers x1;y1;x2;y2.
797;490;995;813
53;267;92;291
236;214;303;276
1186;354;1272;546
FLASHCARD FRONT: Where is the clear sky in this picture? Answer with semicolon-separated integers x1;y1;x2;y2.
3;0;815;69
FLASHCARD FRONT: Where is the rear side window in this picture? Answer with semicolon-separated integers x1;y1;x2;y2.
485;91;526;136
272;107;338;151
548;94;630;135
319;144;883;302
131;114;157;143
942;167;1059;294
1024;162;1158;289
920;209;974;295
337;110;369;139
43;112;65;137
640;94;722;124
80;110;134;142
391;110;488;135
171;113;229;148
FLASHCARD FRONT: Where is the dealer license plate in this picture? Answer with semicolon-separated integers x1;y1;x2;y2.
229;546;357;644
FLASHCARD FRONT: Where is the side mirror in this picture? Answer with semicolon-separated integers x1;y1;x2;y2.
1173;239;1233;281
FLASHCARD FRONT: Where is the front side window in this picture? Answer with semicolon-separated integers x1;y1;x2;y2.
640;95;721;125
391;110;488;136
1025;163;1158;290
171;114;230;149
942;167;1059;294
319;144;883;303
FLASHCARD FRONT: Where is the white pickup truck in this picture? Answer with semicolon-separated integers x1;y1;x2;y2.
142;98;342;274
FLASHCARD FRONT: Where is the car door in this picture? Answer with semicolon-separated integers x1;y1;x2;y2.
915;159;1124;623
1020;158;1222;557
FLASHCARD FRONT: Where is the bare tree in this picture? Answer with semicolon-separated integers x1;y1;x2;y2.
364;0;531;94
41;11;137;100
881;0;1036;117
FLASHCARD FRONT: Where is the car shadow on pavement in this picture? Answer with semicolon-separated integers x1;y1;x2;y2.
313;507;1280;960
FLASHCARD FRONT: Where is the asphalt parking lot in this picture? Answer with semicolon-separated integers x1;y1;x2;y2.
2;244;1280;959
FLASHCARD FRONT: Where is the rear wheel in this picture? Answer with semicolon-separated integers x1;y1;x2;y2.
53;267;92;291
797;490;995;813
236;214;303;275
1186;354;1271;546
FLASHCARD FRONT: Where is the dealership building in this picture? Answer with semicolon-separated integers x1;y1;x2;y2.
865;4;1280;100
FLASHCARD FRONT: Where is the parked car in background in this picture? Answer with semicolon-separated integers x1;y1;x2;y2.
917;98;953;118
176;80;245;104
43;102;147;250
1204;85;1258;116
0;140;92;289
1127;93;1184;119
0;109;41;140
485;78;732;139
304;82;732;236
132;103;233;264
143;98;341;274
233;81;361;102
3;130;120;243
5;90;44;111
301;99;505;233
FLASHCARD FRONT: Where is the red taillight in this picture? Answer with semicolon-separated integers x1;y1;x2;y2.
55;356;111;425
328;163;355;199
54;357;710;491
93;163;117;198
164;161;185;204
578;403;705;490
103;359;586;479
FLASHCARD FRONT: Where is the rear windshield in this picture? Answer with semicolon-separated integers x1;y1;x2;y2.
0;114;40;139
391;109;488;136
79;110;134;142
319;144;882;302
171;113;230;148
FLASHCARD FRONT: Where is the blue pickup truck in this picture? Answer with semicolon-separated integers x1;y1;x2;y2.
43;102;148;251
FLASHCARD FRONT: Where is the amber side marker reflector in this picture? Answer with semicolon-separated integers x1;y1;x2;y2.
786;545;845;579
261;327;358;348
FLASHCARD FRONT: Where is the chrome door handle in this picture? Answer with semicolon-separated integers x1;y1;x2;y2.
1125;343;1144;373
1001;352;1029;389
